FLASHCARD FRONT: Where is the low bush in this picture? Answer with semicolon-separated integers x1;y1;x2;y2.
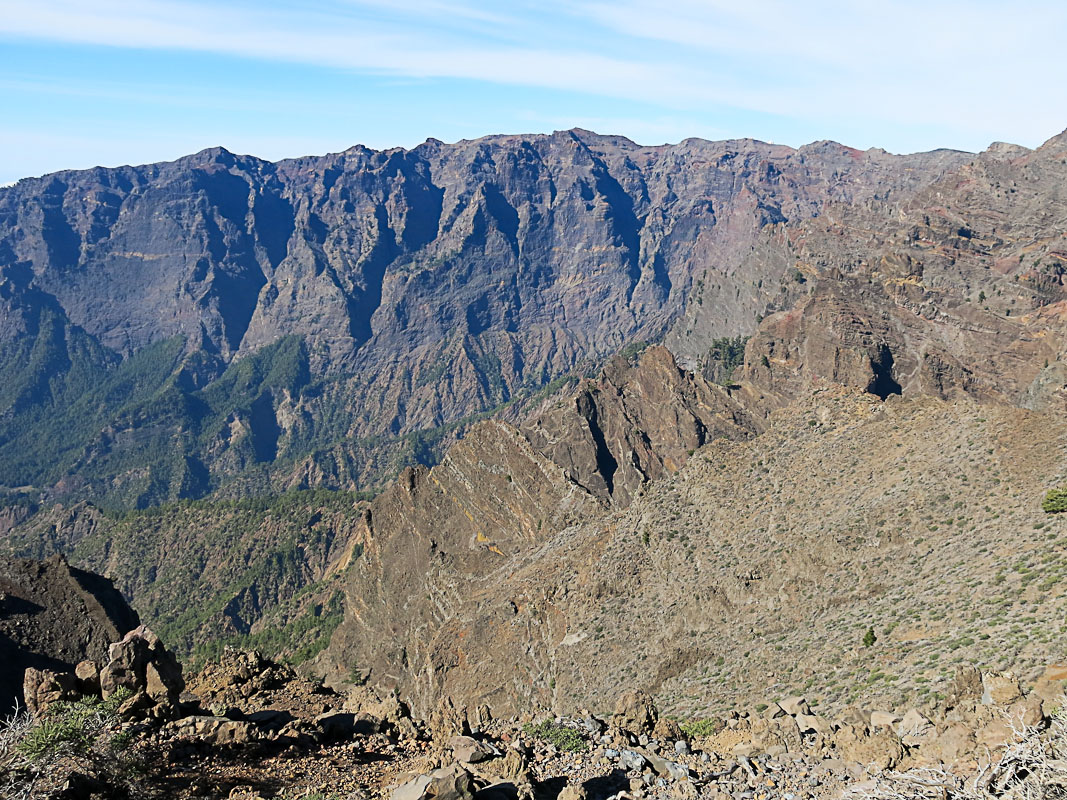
1042;486;1067;513
523;720;587;752
680;718;722;738
17;688;132;764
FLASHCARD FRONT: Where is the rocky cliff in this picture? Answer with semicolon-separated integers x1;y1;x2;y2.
0;130;975;508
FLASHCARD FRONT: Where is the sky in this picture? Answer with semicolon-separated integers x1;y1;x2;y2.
2;0;1066;184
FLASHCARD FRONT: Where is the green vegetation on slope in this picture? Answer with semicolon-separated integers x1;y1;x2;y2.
0;487;370;664
0;302;589;513
702;336;749;385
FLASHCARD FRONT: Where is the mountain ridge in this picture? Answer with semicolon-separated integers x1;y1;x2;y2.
0;127;988;509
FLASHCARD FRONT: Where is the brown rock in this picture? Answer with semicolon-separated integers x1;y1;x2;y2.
23;667;79;715
1007;696;1045;729
99;625;183;716
74;660;100;694
751;714;802;753
451;735;493;764
0;554;139;716
926;723;975;765
779;696;810;717
947;666;984;710
430;696;471;742
613;690;659;736
832;723;903;770
653;717;683;741
173;715;258;745
981;672;1023;706
390;763;475;800
896;709;935;747
870;711;901;730
795;714;830;736
557;784;588;800
976;719;1013;751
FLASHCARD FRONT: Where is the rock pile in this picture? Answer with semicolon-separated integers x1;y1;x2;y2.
716;667;1052;773
23;624;184;719
388;667;1064;800
10;620;1066;800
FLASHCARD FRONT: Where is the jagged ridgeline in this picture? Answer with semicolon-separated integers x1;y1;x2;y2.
0;130;986;510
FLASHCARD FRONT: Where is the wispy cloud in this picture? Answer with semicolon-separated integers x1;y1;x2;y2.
0;1;710;106
574;0;1067;141
0;0;1065;166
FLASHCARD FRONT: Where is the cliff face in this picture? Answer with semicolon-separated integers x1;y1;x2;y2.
0;131;973;507
671;132;1067;409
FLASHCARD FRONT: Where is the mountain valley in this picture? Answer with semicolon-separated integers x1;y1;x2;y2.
3;126;1067;799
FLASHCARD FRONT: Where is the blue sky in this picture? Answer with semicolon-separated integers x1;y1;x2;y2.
2;0;1066;184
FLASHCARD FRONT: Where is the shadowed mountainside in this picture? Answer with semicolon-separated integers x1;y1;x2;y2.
0;130;974;508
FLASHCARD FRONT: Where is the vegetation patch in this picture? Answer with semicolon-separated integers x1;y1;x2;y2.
522;720;587;752
1042;486;1067;513
680;718;722;738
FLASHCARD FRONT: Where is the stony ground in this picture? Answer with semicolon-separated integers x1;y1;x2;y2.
6;642;1064;800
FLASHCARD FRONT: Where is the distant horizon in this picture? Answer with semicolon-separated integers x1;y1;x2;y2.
5;123;1065;187
3;1;1066;185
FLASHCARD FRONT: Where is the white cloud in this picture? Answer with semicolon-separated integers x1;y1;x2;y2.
575;0;1067;145
0;0;1064;152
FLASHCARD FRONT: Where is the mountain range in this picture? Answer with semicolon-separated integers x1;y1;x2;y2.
4;126;1067;722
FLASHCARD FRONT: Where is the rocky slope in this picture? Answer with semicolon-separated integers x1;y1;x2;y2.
0;130;975;508
673;131;1067;410
6;618;1067;800
322;385;1067;722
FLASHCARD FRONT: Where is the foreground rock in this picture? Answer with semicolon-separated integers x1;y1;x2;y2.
0;553;139;715
6;634;1066;800
24;624;184;719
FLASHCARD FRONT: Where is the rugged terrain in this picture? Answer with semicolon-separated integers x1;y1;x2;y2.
5;613;1067;800
0;130;977;508
323;384;1067;721
3;127;1067;800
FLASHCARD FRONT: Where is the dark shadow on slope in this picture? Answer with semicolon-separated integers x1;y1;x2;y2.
867;344;902;400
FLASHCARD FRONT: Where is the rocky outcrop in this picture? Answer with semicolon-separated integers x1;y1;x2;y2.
522;346;759;505
98;625;185;716
0;553;139;714
24;624;184;718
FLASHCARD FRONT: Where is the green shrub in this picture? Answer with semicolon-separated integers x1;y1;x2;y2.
862;627;877;647
680;718;721;738
1042;486;1067;513
522;720;586;752
17;688;131;763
